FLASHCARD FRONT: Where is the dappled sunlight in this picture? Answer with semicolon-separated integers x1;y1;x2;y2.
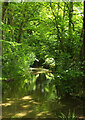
28;100;40;105
6;98;16;101
33;70;52;75
2;66;83;118
78;116;85;119
29;100;35;103
28;100;40;104
2;100;14;107
22;105;31;108
2;103;12;107
6;98;10;101
36;111;51;117
28;110;33;113
31;67;52;75
20;96;33;100
2;0;84;118
8;100;15;104
14;112;27;117
32;101;40;105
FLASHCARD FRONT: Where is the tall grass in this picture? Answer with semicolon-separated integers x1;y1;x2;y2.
59;111;78;120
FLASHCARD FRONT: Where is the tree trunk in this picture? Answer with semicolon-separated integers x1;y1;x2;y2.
69;2;73;35
2;1;8;40
50;2;64;52
2;2;8;23
63;2;65;19
83;1;85;117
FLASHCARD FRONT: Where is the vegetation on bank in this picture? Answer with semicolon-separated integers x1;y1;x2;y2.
1;2;85;117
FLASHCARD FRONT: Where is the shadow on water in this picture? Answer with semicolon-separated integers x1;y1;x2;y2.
2;68;83;118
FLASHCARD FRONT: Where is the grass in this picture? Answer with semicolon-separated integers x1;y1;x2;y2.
58;111;78;120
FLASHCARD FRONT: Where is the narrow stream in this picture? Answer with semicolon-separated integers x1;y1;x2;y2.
2;68;83;118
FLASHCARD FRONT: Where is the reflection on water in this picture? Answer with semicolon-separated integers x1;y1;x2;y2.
2;71;83;118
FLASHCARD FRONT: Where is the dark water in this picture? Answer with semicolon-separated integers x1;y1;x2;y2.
2;70;83;118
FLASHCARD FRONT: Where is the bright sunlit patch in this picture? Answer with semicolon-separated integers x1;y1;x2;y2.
29;100;34;103
21;96;32;100
33;101;40;105
8;101;14;104
15;112;27;117
28;110;33;113
6;98;10;101
28;100;40;104
79;117;85;119
36;111;49;116
2;101;14;107
2;103;12;107
22;105;31;108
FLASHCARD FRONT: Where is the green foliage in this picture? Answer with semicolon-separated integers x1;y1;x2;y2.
54;59;84;95
2;2;84;96
2;39;35;80
44;57;55;69
59;111;77;120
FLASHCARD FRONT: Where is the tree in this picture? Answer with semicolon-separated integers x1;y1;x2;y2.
2;2;84;96
82;0;85;116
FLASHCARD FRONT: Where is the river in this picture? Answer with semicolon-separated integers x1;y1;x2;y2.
2;68;83;118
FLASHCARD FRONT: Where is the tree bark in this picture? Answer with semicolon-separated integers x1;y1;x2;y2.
67;2;73;54
83;1;85;117
50;2;64;52
83;2;85;58
2;2;8;23
63;2;65;19
69;2;73;34
2;1;8;40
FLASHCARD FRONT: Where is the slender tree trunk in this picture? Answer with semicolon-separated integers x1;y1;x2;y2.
83;1;85;117
17;22;23;43
57;2;60;13
66;2;73;54
50;2;64;52
63;2;65;19
2;1;8;40
83;2;85;58
69;2;73;39
2;2;8;23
